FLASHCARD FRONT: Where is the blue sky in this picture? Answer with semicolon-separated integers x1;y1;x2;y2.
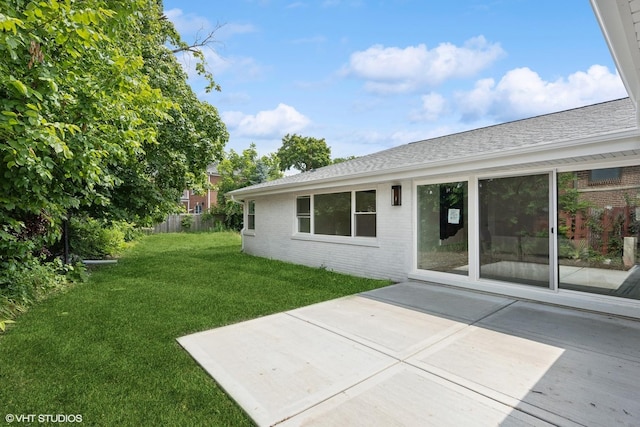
163;0;627;159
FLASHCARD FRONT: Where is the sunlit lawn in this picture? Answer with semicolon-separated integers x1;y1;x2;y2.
0;232;391;426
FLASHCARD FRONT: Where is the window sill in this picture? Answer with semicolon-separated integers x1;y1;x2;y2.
243;229;256;237
292;233;379;247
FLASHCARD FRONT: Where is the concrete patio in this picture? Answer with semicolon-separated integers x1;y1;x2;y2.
178;282;640;426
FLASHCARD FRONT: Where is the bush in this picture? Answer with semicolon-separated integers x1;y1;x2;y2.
210;202;243;231
1;258;67;305
0;257;87;332
69;216;126;259
180;215;194;230
114;220;143;242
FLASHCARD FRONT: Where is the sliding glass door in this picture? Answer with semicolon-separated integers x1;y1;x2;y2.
478;174;551;287
417;182;468;275
557;167;640;300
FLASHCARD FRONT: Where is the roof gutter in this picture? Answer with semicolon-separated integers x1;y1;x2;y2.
590;0;640;122
229;193;244;204
229;127;640;198
228;193;246;251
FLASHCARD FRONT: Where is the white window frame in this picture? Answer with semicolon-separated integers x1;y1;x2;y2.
296;195;311;233
293;189;378;244
247;200;255;230
354;189;377;237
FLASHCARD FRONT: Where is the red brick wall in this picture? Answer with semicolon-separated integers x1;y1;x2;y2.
575;166;640;208
181;174;221;213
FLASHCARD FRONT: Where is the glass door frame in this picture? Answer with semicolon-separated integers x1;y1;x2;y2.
414;169;559;291
472;169;558;291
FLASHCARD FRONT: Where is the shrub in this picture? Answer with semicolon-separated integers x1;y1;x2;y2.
0;257;86;332
114;221;143;242
69;216;126;259
180;215;194;230
1;258;67;306
210;202;243;231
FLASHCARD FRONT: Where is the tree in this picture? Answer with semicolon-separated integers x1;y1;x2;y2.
0;0;227;268
276;134;331;173
214;144;282;229
86;2;228;225
332;155;357;164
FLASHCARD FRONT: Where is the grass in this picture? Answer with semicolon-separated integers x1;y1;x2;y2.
0;232;391;426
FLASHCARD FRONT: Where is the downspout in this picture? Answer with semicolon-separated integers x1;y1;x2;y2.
229;193;245;251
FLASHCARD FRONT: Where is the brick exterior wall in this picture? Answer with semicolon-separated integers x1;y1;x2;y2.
242;165;640;281
181;173;221;213
242;181;413;282
575;166;640;208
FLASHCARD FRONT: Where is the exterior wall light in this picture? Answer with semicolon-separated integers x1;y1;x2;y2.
392;185;402;206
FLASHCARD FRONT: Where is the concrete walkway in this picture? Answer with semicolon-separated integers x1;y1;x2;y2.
177;282;640;426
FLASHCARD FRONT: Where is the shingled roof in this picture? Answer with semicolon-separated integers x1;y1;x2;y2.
230;98;637;196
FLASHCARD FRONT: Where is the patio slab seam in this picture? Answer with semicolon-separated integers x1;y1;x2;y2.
281;289;639;427
278;305;571;426
178;282;640;426
284;291;520;362
278;296;563;425
401;359;582;427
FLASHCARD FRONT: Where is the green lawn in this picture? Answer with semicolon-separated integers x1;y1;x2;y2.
0;232;390;426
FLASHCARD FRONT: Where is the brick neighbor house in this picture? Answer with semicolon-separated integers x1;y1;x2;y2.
180;164;221;214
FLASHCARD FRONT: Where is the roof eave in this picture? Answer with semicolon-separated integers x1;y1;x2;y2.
228;128;640;199
591;0;640;121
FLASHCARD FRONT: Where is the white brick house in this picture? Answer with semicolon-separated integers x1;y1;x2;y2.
229;0;640;319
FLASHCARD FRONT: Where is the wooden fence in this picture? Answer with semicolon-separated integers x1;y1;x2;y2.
152;214;225;233
558;206;637;255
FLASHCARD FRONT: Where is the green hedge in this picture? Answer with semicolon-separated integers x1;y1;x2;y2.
69;217;137;259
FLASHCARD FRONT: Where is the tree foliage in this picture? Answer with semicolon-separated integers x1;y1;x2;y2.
277;133;331;173
332;155;357;164
214;144;282;230
0;0;227;269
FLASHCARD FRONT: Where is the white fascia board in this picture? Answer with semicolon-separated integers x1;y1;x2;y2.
591;0;640;113
230;129;640;199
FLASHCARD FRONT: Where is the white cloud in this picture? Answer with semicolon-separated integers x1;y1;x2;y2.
221;23;258;36
411;92;448;122
343;36;505;94
165;8;256;38
222;104;311;138
218;91;252;106
166;9;263;86
456;65;627;122
165;8;212;36
175;47;265;86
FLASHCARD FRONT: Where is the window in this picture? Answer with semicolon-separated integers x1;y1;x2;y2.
479;175;549;287
589;167;621;184
247;200;255;230
315;192;351;236
417;182;468;275
296;196;311;233
297;190;377;238
355;190;376;237
558;167;640;300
